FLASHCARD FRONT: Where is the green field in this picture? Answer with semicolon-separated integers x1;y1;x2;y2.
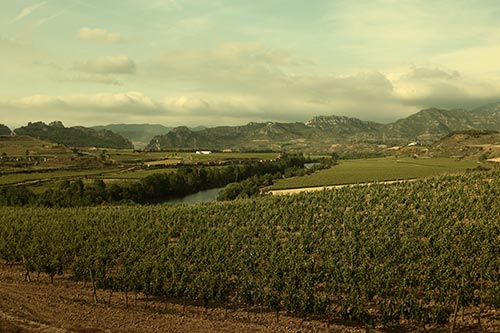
0;168;121;185
97;168;177;180
272;157;478;189
87;149;280;163
1;144;281;187
0;135;69;156
181;152;280;161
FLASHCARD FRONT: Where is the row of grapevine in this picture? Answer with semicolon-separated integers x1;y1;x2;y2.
0;170;499;328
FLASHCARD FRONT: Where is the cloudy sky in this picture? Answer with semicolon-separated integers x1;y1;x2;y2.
1;0;500;128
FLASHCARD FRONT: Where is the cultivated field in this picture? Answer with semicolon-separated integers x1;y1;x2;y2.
0;138;280;189
271;157;478;190
1;170;499;332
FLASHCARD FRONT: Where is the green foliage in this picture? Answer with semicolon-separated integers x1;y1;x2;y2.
272;157;476;190
443;129;499;138
0;124;11;136
0;154;307;206
1;170;499;327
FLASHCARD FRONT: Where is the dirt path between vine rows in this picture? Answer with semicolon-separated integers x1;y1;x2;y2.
0;264;497;332
268;179;417;196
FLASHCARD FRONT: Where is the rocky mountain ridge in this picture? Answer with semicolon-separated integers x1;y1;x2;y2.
145;102;500;152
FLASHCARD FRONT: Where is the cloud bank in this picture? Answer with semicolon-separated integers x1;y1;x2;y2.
2;64;500;128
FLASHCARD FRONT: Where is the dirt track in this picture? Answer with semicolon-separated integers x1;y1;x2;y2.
1;264;497;333
268;180;415;196
0;264;368;333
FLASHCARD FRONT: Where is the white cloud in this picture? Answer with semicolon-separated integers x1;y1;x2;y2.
0;92;162;115
11;2;47;23
390;66;500;110
0;92;172;128
78;27;122;43
137;41;500;123
74;56;136;75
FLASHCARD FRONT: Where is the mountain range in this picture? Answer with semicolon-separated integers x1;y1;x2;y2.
145;102;500;152
4;102;500;152
91;124;206;149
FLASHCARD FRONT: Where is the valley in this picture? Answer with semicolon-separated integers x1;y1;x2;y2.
1;103;500;333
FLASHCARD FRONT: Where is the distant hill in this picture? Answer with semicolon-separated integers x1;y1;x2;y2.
0;124;11;136
91;124;171;149
382;106;500;143
427;130;500;161
92;124;206;149
15;121;133;149
145;102;500;152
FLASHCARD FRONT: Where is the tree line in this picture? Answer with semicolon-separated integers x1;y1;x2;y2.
0;154;308;207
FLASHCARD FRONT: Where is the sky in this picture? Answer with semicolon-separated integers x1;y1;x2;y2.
1;0;500;129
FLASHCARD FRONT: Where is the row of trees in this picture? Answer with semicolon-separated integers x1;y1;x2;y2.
0;154;307;207
217;155;339;200
1;170;499;330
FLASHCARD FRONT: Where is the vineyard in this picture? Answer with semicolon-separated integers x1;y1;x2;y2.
271;157;477;190
1;170;499;330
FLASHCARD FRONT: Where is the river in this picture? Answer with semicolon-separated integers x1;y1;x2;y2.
163;187;225;205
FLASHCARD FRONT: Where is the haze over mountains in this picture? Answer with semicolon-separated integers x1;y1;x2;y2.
145;102;500;152
91;124;206;149
2;102;500;151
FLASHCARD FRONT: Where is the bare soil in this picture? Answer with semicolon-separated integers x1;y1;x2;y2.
0;264;498;333
268;180;413;196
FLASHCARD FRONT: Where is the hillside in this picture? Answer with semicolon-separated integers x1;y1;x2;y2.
92;124;172;149
382;106;500;142
0;135;107;171
15;121;133;149
306;115;384;138
147;122;317;151
427;130;500;161
0;135;69;156
146;102;500;152
0;124;11;136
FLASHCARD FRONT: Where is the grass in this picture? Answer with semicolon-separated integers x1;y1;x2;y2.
0;168;121;185
97;168;176;180
271;156;478;190
190;152;279;161
0;135;69;156
86;149;280;163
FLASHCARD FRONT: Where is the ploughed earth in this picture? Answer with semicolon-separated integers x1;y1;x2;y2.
0;263;498;333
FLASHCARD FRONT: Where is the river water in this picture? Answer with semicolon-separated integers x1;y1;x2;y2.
163;187;225;205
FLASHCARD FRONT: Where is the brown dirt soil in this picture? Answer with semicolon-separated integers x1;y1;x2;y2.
0;264;498;333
